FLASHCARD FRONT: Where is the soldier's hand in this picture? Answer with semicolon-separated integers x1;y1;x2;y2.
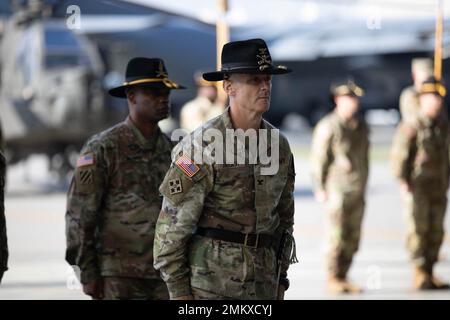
172;294;194;300
83;279;104;300
277;284;286;300
315;190;327;203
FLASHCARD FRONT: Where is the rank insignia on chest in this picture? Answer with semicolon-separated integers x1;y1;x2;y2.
169;178;182;195
77;153;95;167
175;154;200;178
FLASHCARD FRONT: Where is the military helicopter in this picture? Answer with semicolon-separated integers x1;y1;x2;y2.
0;0;218;181
0;0;120;179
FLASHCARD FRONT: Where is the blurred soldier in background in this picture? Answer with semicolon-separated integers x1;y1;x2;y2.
179;71;224;132
154;39;296;300
391;77;450;290
65;57;185;299
311;79;369;294
399;58;436;125
0;151;6;284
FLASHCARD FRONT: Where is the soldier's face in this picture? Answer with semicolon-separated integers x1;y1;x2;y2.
413;70;431;89
225;74;272;113
128;86;171;122
335;95;359;120
199;85;218;103
420;93;442;119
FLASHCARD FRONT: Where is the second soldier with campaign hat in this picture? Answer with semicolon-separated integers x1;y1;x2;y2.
66;57;184;299
311;78;369;294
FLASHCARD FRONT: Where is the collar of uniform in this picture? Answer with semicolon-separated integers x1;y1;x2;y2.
194;96;214;112
221;106;267;130
220;106;234;130
334;110;359;129
259;117;274;152
125;116;160;151
418;112;434;128
220;106;272;152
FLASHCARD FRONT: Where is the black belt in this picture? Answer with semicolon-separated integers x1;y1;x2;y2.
195;227;276;249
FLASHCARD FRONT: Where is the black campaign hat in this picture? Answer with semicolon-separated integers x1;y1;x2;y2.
108;57;185;98
202;38;291;81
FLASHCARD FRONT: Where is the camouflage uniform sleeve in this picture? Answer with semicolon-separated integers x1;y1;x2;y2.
153;153;213;298
362;122;370;191
276;152;296;279
399;89;417;124
310;120;333;193
390;122;416;183
65;140;108;284
0;152;7;278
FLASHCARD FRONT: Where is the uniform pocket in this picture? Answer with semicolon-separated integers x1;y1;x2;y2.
188;236;249;297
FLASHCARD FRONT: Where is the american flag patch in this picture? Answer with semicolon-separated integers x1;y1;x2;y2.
175;154;200;178
77;153;95;167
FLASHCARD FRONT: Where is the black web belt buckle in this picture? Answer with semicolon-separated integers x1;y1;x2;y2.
244;233;259;248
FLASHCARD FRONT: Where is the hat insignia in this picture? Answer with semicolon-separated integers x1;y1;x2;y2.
156;61;168;78
257;48;272;70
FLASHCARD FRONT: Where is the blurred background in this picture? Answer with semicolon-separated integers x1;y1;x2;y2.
0;0;449;299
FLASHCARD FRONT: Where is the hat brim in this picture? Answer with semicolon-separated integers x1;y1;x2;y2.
329;91;363;104
332;92;363;98
108;81;186;98
203;66;292;82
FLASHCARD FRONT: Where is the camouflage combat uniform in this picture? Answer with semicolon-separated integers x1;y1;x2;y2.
65;116;172;299
311;111;369;279
180;96;223;133
153;108;297;300
391;113;449;272
0;151;7;283
400;86;448;125
400;86;421;125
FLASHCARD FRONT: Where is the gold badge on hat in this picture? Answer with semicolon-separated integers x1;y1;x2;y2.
156;61;168;78
257;48;272;71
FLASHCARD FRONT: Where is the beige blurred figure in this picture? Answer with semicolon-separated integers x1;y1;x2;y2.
179;72;224;132
399;58;435;125
311;79;369;295
391;77;450;290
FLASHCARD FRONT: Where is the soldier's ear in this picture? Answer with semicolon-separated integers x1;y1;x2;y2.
127;91;137;105
223;80;235;97
333;96;339;106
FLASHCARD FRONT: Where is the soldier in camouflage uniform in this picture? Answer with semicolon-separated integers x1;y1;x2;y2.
391;77;450;290
153;39;297;300
311;79;369;294
179;71;224;133
0;151;7;284
65;57;185;299
399;58;435;125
